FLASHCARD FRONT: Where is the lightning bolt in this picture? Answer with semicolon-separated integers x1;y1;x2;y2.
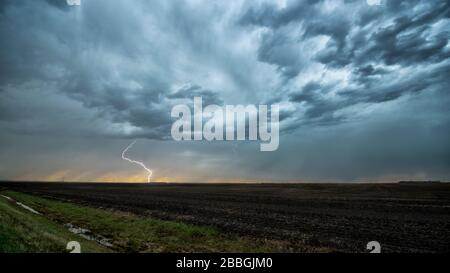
122;140;153;183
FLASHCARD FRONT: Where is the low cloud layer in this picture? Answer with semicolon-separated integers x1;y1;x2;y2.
0;0;449;182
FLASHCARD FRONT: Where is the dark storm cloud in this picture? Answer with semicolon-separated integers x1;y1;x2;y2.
240;0;320;28
241;0;450;128
0;0;232;140
353;1;450;67
168;85;223;106
354;65;387;78
242;1;450;69
240;1;318;80
0;0;449;181
256;27;307;80
45;0;71;10
286;60;450;129
345;63;450;104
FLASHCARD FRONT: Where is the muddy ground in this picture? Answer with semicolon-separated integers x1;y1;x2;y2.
1;182;449;253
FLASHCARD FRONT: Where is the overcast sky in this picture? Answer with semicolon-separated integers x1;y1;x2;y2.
0;0;449;183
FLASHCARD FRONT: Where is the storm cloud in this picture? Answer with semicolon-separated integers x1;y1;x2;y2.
0;0;449;182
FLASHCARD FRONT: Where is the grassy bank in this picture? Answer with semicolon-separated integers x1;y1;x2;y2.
0;191;279;253
0;192;109;253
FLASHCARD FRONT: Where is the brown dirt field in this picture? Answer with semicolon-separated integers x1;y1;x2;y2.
1;182;449;253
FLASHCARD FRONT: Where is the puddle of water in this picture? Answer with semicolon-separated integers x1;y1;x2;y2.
0;194;13;201
1;194;112;248
64;223;113;247
1;195;41;215
16;202;41;215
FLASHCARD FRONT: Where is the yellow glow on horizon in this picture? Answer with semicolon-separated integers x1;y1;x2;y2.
10;170;430;184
